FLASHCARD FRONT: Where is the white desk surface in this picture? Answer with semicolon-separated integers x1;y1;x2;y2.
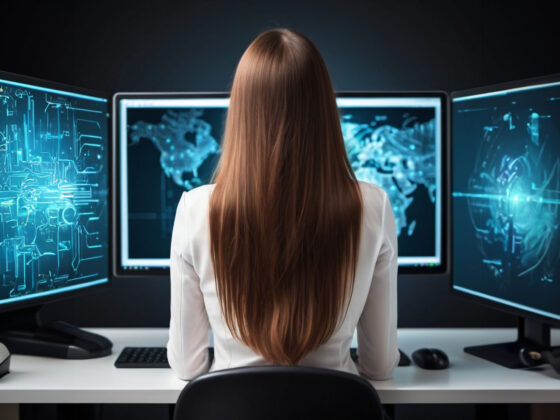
0;328;559;404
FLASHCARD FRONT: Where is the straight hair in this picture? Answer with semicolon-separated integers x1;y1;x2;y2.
209;29;363;364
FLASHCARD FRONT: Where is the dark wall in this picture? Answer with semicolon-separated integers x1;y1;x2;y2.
3;0;559;328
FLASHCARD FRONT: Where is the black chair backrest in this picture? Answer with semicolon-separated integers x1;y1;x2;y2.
174;365;385;420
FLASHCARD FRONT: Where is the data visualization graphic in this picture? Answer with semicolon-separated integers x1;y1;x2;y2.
120;98;227;267
129;109;221;191
453;81;560;319
119;96;442;270
0;78;109;306
339;102;439;260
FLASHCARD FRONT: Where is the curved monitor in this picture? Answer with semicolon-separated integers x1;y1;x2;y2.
113;92;448;277
452;74;560;324
0;71;111;313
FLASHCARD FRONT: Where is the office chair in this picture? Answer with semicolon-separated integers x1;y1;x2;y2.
173;365;387;420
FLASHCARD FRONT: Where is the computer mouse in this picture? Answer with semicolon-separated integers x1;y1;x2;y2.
0;342;10;378
412;348;449;370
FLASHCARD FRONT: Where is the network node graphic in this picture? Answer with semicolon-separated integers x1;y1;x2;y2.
341;115;436;238
129;110;220;190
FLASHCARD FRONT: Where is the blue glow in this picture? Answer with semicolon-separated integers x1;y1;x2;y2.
453;80;560;319
0;78;107;102
341;115;437;239
455;124;560;278
0;78;109;306
453;285;560;321
129;110;220;190
1;278;108;305
453;80;560;102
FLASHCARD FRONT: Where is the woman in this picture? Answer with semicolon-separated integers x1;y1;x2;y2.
167;28;399;380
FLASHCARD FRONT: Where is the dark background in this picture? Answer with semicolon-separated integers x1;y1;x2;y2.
3;0;559;329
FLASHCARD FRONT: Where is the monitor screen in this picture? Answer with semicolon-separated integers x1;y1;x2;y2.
452;77;560;322
115;93;446;276
0;73;110;310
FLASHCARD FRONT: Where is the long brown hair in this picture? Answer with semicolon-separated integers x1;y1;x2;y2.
209;29;362;364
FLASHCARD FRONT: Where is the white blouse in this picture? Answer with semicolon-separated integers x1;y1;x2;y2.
167;181;399;380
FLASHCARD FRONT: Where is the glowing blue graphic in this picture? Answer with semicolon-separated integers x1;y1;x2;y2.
0;78;109;305
129;110;220;190
129;109;437;239
341;116;436;237
119;96;442;269
453;80;560;320
454;108;560;284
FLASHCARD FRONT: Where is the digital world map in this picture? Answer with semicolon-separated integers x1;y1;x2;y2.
341;113;436;238
126;105;438;260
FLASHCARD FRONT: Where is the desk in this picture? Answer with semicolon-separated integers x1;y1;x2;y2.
0;328;559;404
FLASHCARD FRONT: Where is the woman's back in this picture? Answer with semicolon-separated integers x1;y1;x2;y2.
167;180;399;380
167;28;398;380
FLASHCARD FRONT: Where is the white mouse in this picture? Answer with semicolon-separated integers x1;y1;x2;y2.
0;342;10;378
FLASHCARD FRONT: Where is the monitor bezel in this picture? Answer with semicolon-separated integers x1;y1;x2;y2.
338;91;449;275
450;73;560;326
0;70;112;314
112;92;230;278
113;91;449;277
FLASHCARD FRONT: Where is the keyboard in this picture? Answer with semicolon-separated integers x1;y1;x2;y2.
115;347;170;368
115;346;409;368
114;347;215;368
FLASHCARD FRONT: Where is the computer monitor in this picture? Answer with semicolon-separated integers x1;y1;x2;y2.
452;74;560;368
0;70;111;358
114;92;448;277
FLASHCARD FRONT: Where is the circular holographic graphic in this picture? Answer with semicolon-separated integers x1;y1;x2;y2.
466;110;560;286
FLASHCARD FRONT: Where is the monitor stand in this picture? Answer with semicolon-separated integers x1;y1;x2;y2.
0;306;112;359
464;317;551;368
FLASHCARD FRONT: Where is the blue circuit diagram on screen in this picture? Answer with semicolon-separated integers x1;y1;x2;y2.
454;104;560;286
129;110;220;190
0;81;109;302
341;115;436;237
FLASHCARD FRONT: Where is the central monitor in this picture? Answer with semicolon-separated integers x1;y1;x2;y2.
113;92;447;277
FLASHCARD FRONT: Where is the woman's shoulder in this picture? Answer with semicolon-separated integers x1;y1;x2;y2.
357;181;391;228
358;181;389;205
180;184;216;209
175;185;216;230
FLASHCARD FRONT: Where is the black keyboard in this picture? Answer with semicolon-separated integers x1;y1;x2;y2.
115;346;409;368
115;347;170;368
115;347;215;368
